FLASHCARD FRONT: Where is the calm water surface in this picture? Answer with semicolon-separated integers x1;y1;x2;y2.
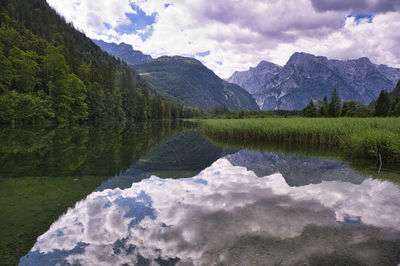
1;123;400;265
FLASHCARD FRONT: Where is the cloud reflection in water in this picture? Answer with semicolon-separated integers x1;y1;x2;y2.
20;156;400;265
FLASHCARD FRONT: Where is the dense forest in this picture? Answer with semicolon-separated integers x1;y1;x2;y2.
0;0;200;124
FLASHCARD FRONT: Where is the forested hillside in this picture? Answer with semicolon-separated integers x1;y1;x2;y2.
0;0;192;124
134;56;260;110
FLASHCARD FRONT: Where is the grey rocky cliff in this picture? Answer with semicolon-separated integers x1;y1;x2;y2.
227;61;282;94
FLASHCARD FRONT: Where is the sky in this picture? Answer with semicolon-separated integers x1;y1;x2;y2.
47;0;400;78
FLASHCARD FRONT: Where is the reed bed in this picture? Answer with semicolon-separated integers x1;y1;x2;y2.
202;117;400;162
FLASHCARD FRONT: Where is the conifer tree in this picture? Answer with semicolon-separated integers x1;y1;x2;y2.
302;100;317;117
317;96;329;117
375;89;390;116
328;88;341;117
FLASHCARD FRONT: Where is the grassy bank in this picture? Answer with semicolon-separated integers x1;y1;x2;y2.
202;118;400;162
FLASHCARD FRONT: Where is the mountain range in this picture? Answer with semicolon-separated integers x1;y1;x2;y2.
228;52;400;110
94;40;259;110
93;39;400;111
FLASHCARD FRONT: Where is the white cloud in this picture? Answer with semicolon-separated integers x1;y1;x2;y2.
270;12;400;68
46;0;400;78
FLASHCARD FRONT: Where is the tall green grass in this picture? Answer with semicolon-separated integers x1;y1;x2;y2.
202;117;400;162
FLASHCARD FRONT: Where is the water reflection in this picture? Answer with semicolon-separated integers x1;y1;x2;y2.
20;151;400;265
0;121;194;265
97;131;234;191
227;150;366;186
0;121;191;178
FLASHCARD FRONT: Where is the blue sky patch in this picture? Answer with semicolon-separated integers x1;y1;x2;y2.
193;178;208;185
196;50;210;57
104;23;111;30
353;14;374;24
337;214;362;225
114;3;156;41
165;3;171;8
216;61;223;65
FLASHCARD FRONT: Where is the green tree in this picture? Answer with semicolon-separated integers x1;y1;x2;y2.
8;47;39;93
43;46;71;123
328;88;341;117
0;91;18;123
86;82;105;119
317;96;329;117
341;101;372;117
151;95;163;119
341;101;357;117
44;46;87;123
0;91;53;124
302;100;317;117
375;89;390;117
0;43;12;93
389;98;400;117
67;73;88;121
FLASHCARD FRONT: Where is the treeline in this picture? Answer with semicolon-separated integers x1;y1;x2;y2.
194;105;301;119
0;0;199;125
302;84;400;118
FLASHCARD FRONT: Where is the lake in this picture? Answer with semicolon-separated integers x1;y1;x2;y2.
1;122;400;265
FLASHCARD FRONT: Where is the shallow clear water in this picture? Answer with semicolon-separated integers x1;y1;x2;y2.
1;124;400;265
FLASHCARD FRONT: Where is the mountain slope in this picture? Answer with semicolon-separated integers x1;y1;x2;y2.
228;52;400;110
134;56;259;110
92;39;152;65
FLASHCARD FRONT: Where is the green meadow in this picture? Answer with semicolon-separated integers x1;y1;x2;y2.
201;117;400;163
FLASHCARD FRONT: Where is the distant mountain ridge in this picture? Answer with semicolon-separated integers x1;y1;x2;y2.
93;39;152;65
228;52;400;110
94;40;259;110
134;56;260;110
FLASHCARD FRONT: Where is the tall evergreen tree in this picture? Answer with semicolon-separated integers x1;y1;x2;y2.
43;46;72;123
67;73;88;121
328;88;341;117
86;82;105;119
375;89;391;117
317;96;329;117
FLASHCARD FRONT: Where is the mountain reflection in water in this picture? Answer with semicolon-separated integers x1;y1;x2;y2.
20;150;400;266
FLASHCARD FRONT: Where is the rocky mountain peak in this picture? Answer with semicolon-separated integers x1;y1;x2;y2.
227;59;282;94
286;52;328;66
256;60;281;69
355;57;372;64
